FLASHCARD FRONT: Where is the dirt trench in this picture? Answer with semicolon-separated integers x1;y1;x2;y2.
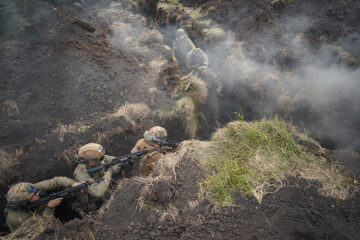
0;0;184;233
1;0;360;238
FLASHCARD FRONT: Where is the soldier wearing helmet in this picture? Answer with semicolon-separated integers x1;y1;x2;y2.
131;126;172;175
4;177;80;231
73;143;122;212
173;29;196;70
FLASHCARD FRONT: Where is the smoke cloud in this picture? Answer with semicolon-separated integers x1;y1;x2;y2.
203;12;360;150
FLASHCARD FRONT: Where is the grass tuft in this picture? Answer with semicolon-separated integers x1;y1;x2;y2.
174;97;198;138
109;102;150;131
200;116;354;206
173;73;208;105
157;0;183;12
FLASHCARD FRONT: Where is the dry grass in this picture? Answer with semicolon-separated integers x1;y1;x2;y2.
188;200;199;209
2;100;19;117
169;73;208;138
203;26;226;46
52;122;90;137
5;215;59;240
141;29;164;44
108;103;150;132
158;64;182;91
150;58;168;70
0;148;22;186
173;73;208;105
159;203;178;222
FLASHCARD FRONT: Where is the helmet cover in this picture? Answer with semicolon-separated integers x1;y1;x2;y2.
144;126;167;142
6;182;37;205
176;29;186;38
78;143;105;162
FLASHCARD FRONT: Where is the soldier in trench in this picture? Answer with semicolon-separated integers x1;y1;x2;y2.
173;28;196;70
173;29;223;94
131;126;173;176
72;143;122;212
4;177;81;231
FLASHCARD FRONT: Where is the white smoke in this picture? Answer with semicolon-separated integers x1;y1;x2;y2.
202;14;360;150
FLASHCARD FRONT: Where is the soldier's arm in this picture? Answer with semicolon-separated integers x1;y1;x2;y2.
5;210;33;232
103;155;115;163
34;177;76;192
73;164;112;198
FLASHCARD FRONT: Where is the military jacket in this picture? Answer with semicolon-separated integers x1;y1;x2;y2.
131;139;169;175
73;155;115;211
173;35;196;69
5;177;76;231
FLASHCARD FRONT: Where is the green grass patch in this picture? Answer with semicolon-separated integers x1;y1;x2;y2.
200;116;354;206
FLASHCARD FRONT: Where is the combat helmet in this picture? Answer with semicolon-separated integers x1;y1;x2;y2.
144;126;167;142
76;143;105;163
5;182;37;208
175;29;186;38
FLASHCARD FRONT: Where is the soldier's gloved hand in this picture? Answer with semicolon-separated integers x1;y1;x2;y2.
108;164;122;175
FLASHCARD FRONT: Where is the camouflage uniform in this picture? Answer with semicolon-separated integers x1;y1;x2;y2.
131;126;171;175
186;48;209;71
4;177;75;231
131;139;166;175
196;65;223;94
173;29;196;70
73;155;118;212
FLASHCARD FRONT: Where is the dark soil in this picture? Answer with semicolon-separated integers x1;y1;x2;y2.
1;0;360;239
91;150;360;240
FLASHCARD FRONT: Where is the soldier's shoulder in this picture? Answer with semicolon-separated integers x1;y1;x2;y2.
134;138;148;147
74;163;87;173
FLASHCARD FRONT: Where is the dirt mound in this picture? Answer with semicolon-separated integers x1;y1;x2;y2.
90;134;359;240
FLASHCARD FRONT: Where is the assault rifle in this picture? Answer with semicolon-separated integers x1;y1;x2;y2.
87;140;180;175
25;181;93;210
87;146;162;175
152;139;180;149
